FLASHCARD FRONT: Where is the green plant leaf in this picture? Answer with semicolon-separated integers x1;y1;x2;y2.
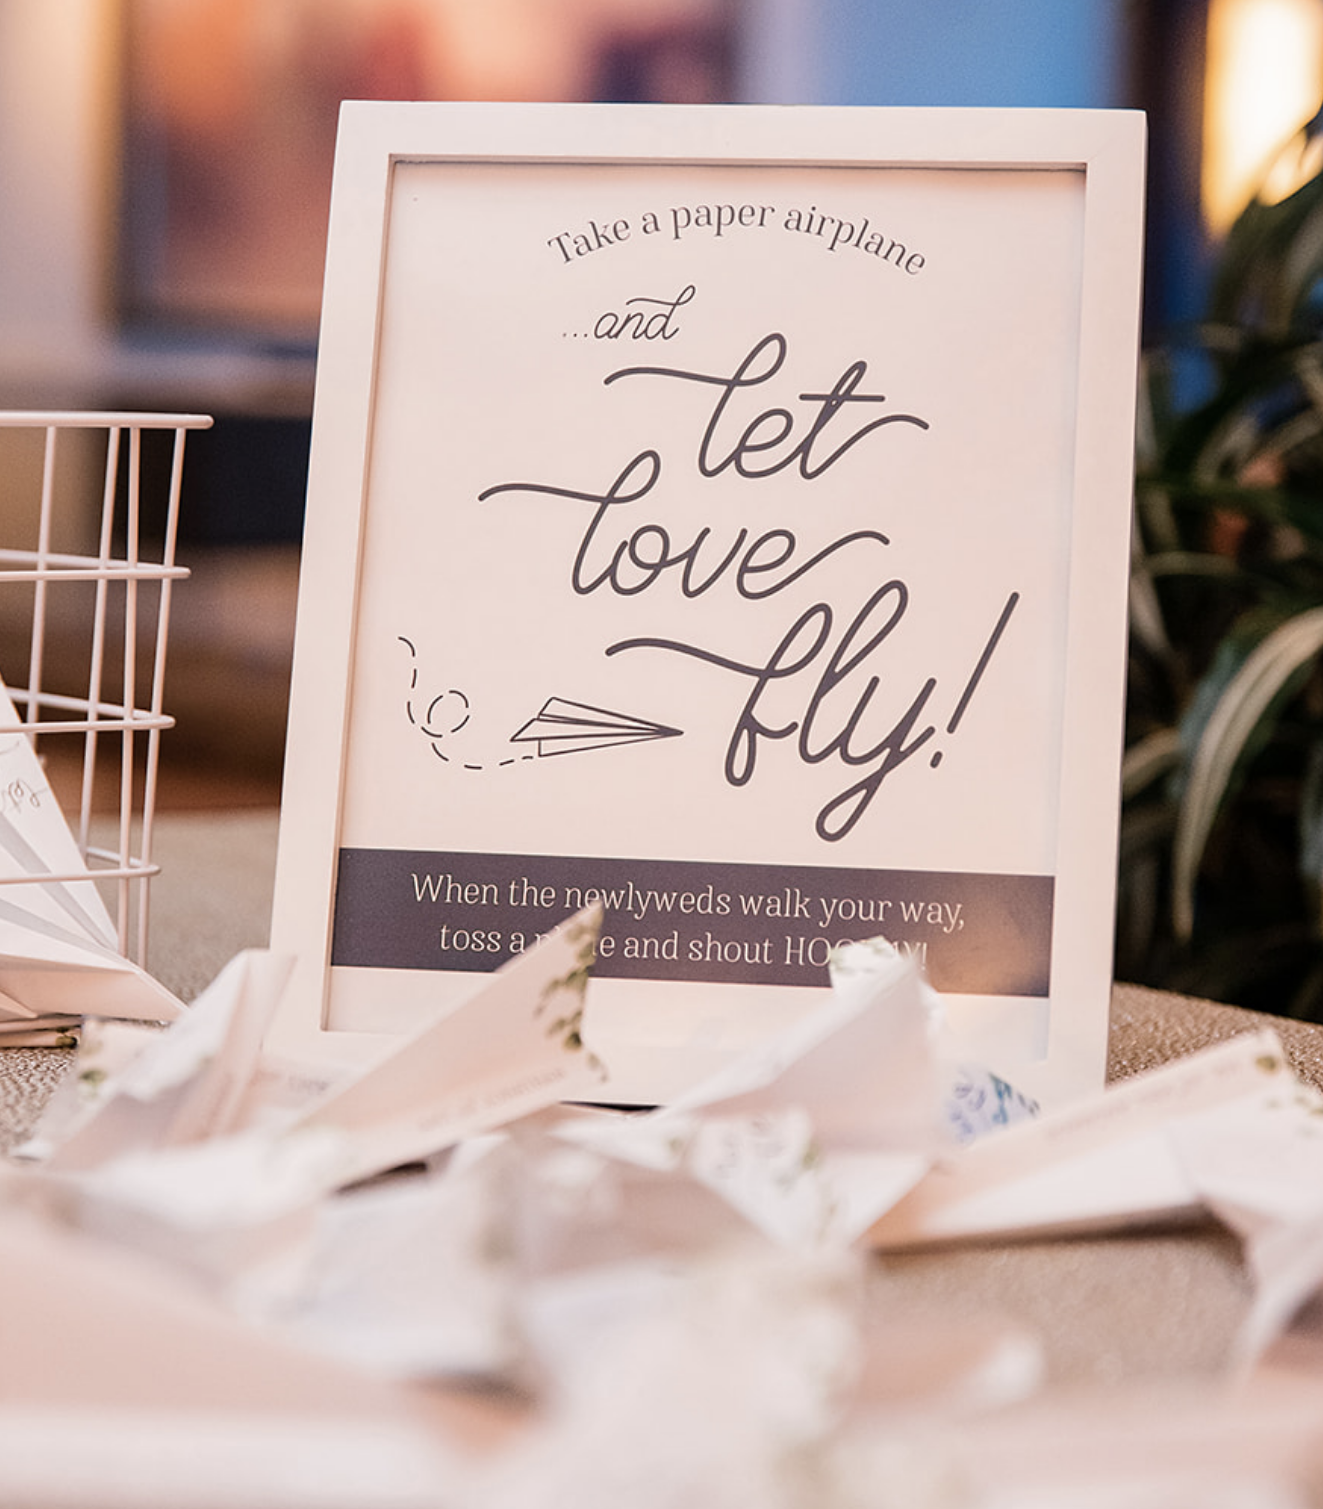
1142;550;1241;580
1158;338;1322;480
1212;120;1323;336
1121;727;1182;801
1299;742;1323;895
1173;605;1323;939
1122;107;1323;1008
1128;514;1173;660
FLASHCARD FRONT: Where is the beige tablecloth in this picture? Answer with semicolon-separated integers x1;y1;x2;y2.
3;808;1322;1399
6;809;1323;1147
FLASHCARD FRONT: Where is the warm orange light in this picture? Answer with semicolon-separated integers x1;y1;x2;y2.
1203;0;1323;233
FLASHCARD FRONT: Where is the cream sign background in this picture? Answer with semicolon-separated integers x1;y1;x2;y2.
270;106;1145;1106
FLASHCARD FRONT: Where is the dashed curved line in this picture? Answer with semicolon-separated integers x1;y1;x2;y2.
425;750;537;771
401;639;535;771
439;689;471;734
425;689;471;738
400;637;419;722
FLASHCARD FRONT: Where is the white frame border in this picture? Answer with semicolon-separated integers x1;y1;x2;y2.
268;101;1145;1105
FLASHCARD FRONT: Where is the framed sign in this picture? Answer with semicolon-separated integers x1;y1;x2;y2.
268;102;1145;1106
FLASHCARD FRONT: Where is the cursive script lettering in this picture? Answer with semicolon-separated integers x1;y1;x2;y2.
606;332;929;481
480;449;890;601
478;330;1016;841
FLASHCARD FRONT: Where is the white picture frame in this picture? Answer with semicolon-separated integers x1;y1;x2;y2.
268;101;1145;1107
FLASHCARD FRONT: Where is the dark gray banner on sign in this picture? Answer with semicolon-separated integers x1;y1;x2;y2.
330;848;1053;997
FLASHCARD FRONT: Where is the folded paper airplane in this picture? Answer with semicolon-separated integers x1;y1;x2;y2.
0;676;182;1030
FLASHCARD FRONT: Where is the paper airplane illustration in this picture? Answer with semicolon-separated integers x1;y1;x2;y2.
511;697;683;758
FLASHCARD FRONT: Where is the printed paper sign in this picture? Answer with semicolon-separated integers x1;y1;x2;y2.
271;106;1145;1104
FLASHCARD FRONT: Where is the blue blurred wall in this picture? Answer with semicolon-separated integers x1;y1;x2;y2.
815;0;1129;107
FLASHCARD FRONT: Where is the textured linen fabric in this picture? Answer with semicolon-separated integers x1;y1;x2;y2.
1107;983;1323;1088
2;807;1322;1146
0;811;1318;1390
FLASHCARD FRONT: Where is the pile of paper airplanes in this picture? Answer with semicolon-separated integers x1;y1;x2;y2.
12;762;1323;1503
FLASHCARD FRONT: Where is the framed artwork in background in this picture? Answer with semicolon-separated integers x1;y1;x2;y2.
118;0;734;338
269;102;1146;1107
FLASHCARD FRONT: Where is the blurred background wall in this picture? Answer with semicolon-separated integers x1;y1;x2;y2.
0;1;1234;409
5;0;1306;497
4;2;1323;1004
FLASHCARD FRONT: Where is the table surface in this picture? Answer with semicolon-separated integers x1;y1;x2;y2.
4;809;1323;1407
132;807;1323;1090
10;809;1323;1141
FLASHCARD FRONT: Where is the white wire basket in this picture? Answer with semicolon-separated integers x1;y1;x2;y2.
0;411;212;967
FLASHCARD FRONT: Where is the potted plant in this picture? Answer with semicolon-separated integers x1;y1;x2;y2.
1122;105;1323;1016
